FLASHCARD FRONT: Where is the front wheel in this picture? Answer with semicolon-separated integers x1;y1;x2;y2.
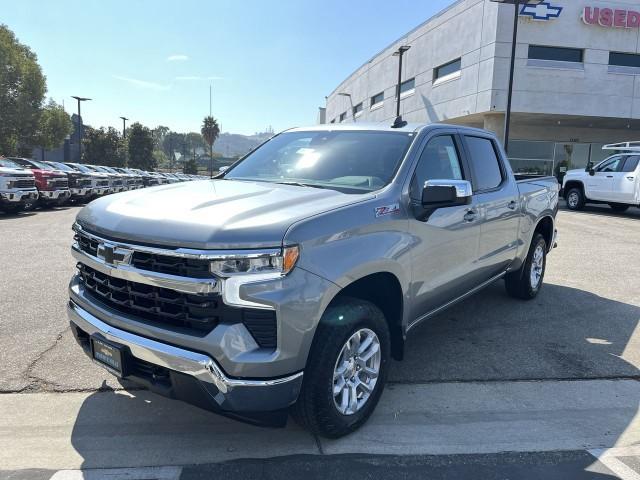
292;297;390;438
565;188;584;210
505;233;547;300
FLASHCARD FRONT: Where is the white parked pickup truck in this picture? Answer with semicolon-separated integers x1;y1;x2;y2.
563;142;640;212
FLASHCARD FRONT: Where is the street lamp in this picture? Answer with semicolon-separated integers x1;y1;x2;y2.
392;45;411;120
489;0;544;153
71;96;91;162
119;116;128;138
337;92;355;122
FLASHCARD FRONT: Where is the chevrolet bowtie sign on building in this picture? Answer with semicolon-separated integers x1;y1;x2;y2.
520;2;563;21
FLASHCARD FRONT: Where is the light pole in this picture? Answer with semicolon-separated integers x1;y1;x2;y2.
489;0;544;153
71;96;91;162
119;116;128;138
337;93;355;122
392;46;411;120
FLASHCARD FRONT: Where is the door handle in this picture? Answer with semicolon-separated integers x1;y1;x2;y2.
627;176;635;181
606;175;614;178
463;210;477;222
508;200;517;210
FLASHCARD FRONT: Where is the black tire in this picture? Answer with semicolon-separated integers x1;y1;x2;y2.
505;233;547;300
565;187;585;211
609;203;629;213
0;204;24;214
292;297;390;438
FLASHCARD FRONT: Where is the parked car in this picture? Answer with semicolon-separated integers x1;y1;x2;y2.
68;123;558;438
563;142;640;212
45;161;94;204
112;167;143;189
8;157;70;207
65;163;112;197
88;165;127;192
0;157;38;213
130;168;160;187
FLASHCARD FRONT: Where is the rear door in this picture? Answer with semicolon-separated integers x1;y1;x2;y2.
407;131;482;318
610;155;639;204
461;134;520;280
587;156;623;201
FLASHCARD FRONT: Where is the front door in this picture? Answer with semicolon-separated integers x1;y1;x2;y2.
587;156;624;201
408;133;482;319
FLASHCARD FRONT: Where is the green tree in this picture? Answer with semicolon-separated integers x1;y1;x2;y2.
201;116;220;177
128;122;156;170
183;158;199;175
34;100;73;160
153;149;169;169
0;24;46;156
83;127;125;166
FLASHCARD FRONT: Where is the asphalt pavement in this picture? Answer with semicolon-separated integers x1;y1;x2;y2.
1;202;639;478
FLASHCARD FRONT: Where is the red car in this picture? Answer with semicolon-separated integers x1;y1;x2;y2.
8;158;71;207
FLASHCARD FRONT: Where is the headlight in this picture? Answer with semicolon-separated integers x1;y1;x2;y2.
210;246;299;277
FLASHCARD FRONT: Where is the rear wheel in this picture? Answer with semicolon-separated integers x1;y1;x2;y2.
505;233;547;300
565;188;584;211
609;203;629;213
292;297;390;438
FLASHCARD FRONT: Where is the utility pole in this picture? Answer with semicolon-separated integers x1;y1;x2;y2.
392;46;411;120
119;116;128;138
71;96;91;162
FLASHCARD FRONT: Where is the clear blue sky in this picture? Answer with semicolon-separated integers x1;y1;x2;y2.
3;0;453;135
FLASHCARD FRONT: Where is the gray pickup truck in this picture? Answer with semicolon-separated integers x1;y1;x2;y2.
68;123;558;437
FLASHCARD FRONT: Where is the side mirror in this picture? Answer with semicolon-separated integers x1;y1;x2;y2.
218;166;229;173
588;168;595;176
422;179;472;208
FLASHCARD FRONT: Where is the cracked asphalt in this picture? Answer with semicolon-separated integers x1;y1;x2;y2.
1;202;639;394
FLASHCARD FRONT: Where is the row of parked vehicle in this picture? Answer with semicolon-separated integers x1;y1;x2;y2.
0;157;207;214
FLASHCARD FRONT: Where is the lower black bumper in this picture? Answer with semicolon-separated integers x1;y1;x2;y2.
68;300;303;427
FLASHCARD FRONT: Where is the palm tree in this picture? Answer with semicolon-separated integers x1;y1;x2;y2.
201;116;220;178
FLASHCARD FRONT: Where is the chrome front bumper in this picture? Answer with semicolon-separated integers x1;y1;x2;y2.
0;190;38;203
70;187;92;197
68;300;303;412
40;189;70;200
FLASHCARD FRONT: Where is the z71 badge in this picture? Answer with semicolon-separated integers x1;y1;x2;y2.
375;203;400;217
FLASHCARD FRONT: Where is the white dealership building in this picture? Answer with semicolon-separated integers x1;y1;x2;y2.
323;0;640;177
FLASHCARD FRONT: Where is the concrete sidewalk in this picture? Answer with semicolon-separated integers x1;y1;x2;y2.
2;379;639;471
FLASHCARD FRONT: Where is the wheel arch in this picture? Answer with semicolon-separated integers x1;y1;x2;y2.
534;215;555;252
563;180;585;199
325;271;405;361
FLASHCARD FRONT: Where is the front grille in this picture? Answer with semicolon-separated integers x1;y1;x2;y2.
74;229;278;347
78;178;92;187
78;263;220;334
51;178;68;189
112;179;123;186
132;251;212;278
96;180;109;187
13;179;35;188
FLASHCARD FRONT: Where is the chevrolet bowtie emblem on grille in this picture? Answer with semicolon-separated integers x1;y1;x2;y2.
96;242;133;267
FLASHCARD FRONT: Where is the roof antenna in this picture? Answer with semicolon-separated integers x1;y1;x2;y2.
391;115;407;128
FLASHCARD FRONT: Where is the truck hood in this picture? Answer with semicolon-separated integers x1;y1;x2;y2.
77;179;373;249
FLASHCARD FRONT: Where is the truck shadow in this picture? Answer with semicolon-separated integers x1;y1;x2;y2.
67;282;638;475
559;201;640;220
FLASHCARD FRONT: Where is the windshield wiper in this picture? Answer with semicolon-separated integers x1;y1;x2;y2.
273;181;327;189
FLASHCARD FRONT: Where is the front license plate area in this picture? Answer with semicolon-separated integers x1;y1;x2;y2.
91;336;126;377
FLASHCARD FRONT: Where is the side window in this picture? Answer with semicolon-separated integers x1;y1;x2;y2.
596;156;623;172
622;156;640;173
464;136;503;191
410;135;463;200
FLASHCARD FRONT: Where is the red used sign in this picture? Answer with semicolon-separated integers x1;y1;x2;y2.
582;7;640;28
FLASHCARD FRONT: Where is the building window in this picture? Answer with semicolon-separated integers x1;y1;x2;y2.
528;45;583;63
434;58;461;83
397;78;415;97
353;102;363;117
339;112;347;122
370;91;384;109
609;52;640;68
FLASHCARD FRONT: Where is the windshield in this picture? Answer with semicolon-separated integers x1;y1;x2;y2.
47;162;73;172
224;130;414;193
0;158;22;169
